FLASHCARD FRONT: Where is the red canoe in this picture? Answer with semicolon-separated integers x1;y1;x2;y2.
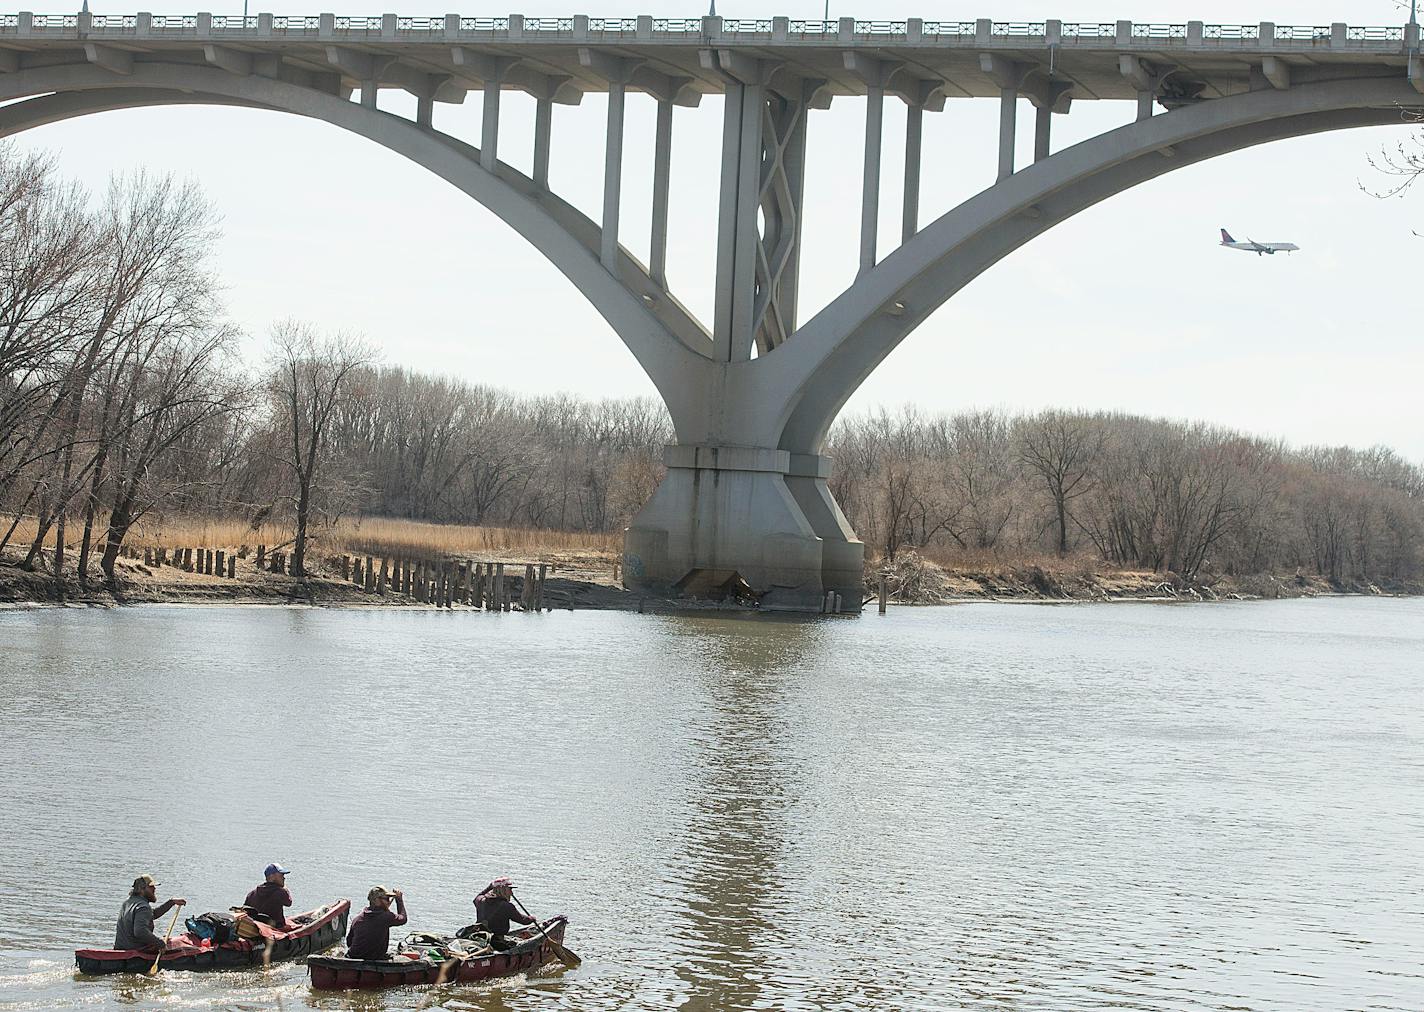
307;917;569;990
75;900;350;975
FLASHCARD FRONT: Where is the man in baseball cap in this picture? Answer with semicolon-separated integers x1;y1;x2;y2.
344;886;407;960
241;863;293;931
114;874;186;952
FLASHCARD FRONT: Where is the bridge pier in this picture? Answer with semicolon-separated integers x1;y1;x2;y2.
623;445;863;612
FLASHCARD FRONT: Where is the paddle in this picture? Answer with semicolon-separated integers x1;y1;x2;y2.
512;896;580;968
146;905;183;976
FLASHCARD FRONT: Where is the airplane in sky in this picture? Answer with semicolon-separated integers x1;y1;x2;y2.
1219;228;1300;255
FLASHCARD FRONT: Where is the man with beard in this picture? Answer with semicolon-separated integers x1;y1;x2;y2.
114;874;186;952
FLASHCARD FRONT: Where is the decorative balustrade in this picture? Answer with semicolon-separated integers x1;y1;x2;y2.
4;13;1415;50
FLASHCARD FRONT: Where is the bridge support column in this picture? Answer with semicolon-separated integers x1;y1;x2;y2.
622;445;863;612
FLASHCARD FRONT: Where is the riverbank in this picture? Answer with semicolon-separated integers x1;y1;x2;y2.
2;543;1416;611
872;550;1423;604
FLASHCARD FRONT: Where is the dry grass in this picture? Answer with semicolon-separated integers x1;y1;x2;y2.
880;544;1108;576
4;513;620;563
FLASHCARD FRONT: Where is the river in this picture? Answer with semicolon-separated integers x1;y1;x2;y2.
0;598;1420;1010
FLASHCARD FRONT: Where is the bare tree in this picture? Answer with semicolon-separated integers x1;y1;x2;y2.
1017;410;1102;555
264;322;373;577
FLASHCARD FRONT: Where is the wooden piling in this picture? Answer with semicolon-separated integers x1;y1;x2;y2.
878;575;887;614
341;555;350;581
444;561;454;609
269;549;281;574
227;555;236;579
215;550;225;576
352;557;363;586
364;556;375;593
182;547;193;572
378;557;388;596
256;544;266;568
537;563;547;611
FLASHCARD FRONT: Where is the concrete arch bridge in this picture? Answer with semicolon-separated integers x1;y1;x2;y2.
3;11;1420;609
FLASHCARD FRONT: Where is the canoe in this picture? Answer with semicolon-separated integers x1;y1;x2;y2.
308;916;569;990
74;899;350;975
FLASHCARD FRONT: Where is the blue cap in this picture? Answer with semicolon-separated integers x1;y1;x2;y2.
264;863;290;877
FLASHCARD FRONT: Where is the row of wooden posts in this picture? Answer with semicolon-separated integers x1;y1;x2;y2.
117;542;560;611
337;553;554;611
119;544;238;578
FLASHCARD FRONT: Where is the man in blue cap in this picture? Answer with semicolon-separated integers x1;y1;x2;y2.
242;863;293;931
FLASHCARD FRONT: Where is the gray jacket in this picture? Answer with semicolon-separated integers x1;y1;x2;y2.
114;893;162;950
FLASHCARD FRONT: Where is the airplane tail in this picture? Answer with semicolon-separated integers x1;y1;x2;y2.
1219;228;1235;244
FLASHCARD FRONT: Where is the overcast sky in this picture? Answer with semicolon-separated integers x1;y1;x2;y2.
17;0;1424;458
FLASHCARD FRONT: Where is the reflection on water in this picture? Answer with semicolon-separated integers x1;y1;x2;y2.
0;599;1421;1011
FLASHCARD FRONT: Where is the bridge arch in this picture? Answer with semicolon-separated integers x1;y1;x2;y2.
745;75;1422;455
0;62;715;433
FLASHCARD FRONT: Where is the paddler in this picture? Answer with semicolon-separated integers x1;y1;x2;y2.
241;862;293;930
471;877;533;950
345;886;407;960
114;874;186;952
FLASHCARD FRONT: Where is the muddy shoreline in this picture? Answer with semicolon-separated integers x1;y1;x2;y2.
2;548;1417;613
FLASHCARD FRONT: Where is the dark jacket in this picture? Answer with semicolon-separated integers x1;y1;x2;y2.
345;903;407;960
474;894;532;938
243;881;293;930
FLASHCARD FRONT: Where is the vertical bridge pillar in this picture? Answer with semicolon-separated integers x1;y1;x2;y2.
622;51;862;611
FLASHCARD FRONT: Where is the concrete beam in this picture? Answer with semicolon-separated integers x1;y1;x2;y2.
979;53;1031;90
1262;56;1291;91
629;66;701;107
450;48;519;84
578;47;642;86
1118;55;1156;92
707;48;775;87
980;55;1029;181
1023;76;1074;113
83;44;133;75
450;49;580;105
202;44;252;77
906;77;948;113
324;45;374;81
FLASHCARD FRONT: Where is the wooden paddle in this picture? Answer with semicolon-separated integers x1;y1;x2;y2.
512;896;580;968
146;905;183;976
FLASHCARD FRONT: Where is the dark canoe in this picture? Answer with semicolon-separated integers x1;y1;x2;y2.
74;899;350;975
308;916;569;990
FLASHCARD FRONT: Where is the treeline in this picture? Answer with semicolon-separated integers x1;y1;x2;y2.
831;408;1424;586
0;148;240;583
3;146;1420;589
197;362;672;549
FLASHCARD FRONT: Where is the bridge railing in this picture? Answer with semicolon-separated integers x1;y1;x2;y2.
2;13;1415;51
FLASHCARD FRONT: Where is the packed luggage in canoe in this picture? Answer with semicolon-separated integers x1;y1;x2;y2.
74;865;348;975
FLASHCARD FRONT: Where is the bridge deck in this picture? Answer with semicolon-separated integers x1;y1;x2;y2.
1;13;1419;103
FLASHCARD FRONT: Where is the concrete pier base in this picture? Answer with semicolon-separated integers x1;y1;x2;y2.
623;445;864;613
